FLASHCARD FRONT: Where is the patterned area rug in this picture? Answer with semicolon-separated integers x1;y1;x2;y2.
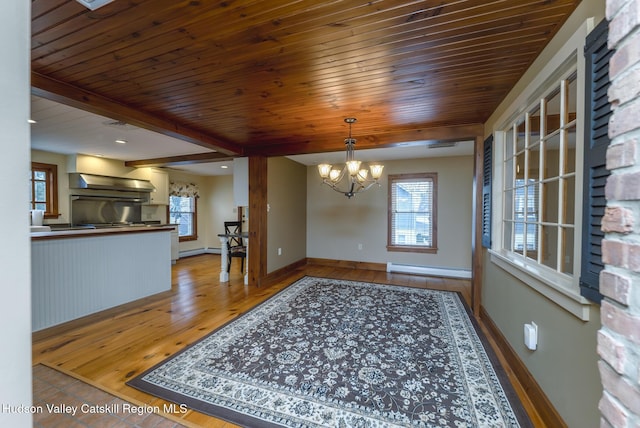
128;276;531;427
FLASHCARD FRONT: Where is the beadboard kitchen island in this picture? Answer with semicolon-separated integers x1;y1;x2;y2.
31;226;173;332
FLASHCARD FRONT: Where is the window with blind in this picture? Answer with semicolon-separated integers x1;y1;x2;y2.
30;162;59;219
387;173;437;253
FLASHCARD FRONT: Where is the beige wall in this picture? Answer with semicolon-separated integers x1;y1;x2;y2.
483;260;602;426
482;0;606;426
306;155;473;269
166;169;237;254
66;153;147;178
204;174;236;249
30;150;238;255
267;157;307;272
31;151;169;226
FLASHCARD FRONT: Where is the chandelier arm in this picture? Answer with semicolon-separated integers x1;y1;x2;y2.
323;180;380;196
358;181;381;192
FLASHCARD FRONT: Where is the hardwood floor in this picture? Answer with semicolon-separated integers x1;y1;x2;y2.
32;254;541;427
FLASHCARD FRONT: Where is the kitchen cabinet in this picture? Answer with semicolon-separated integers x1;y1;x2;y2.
148;168;169;205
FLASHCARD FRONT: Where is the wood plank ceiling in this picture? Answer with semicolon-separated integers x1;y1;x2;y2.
31;0;581;161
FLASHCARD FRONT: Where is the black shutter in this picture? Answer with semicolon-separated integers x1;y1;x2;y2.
580;19;612;304
482;135;493;248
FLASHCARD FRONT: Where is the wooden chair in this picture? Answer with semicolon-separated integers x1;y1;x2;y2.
224;221;246;273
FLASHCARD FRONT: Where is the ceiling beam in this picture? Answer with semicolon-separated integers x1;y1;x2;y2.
244;123;484;157
124;152;235;168
31;72;242;156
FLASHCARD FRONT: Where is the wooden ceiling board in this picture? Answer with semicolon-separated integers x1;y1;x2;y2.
31;0;581;159
99;26;539;110
62;1;559;88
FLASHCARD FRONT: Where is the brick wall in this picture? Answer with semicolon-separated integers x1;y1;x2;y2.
599;0;640;426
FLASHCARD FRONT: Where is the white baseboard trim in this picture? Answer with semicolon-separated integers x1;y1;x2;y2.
179;247;221;258
386;262;472;279
179;248;206;258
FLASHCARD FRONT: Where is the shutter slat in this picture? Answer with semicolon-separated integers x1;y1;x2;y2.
580;19;611;304
482;136;493;248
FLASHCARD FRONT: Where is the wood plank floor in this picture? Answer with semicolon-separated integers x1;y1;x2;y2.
32;254;543;427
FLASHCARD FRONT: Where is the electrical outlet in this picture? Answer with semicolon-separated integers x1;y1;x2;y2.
524;322;538;350
358;243;363;250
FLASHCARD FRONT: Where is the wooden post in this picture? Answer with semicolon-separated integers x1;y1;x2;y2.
471;134;484;317
248;156;268;287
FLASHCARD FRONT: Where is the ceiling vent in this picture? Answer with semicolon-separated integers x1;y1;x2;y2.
75;0;115;10
426;141;457;149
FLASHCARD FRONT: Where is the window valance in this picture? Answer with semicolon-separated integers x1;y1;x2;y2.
169;181;200;198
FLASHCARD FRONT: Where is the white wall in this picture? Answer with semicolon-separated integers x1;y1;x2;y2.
307;155;474;269
0;0;33;426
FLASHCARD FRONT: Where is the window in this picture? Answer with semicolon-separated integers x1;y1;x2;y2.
169;195;197;241
30;162;59;219
489;28;600;320
388;173;437;253
501;71;577;275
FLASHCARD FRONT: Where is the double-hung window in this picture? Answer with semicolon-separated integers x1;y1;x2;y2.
169;181;199;241
30;162;59;219
388;173;437;253
169;195;197;241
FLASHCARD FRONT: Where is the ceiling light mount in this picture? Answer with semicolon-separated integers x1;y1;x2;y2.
317;118;384;198
75;0;115;10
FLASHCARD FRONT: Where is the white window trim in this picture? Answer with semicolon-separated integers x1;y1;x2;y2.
488;20;597;321
489;250;591;320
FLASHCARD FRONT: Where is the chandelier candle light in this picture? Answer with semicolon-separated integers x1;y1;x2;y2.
317;118;384;198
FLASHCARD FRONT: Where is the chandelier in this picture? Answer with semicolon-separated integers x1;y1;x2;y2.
317;118;384;198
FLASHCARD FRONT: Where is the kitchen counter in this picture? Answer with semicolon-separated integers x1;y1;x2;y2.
31;225;172;331
30;225;175;240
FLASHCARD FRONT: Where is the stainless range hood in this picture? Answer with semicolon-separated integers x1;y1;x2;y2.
69;173;155;192
69;173;154;224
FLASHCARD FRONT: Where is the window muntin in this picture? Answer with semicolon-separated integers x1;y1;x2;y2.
30;162;59;219
169;195;197;241
388;173;437;253
501;71;577;277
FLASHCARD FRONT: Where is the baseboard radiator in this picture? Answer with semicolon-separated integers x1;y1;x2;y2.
177;247;221;258
386;262;472;279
